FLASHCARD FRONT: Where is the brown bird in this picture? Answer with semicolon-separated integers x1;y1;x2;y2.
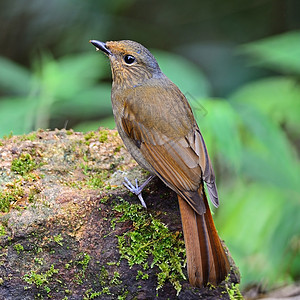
90;39;230;287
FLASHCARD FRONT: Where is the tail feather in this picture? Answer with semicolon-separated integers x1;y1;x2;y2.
203;196;230;283
178;189;230;287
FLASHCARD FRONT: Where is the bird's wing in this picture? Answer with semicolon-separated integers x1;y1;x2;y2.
120;83;218;214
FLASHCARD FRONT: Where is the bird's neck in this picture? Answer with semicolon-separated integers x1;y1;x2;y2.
111;66;163;89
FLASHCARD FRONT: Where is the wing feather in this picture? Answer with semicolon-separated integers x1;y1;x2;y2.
120;82;219;212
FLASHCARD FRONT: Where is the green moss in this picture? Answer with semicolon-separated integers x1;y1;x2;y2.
66;130;74;135
114;145;122;153
24;264;59;294
84;289;102;300
52;234;64;246
84;131;95;141
28;185;40;202
98;130;108;143
117;290;129;300
81;166;109;190
34;257;44;265
136;270;149;280
99;266;109;286
67;165;110;190
225;279;243;300
110;271;122;285
14;243;24;254
11;153;37;176
77;252;91;270
86;172;107;189
3;131;13;140
84;131;95;145
113;199;186;295
83;154;88;162
100;196;109;204
19;132;37;141
0;193;12;213
74;252;91;284
0;180;25;212
83;129;110;144
0;176;40;212
83;264;128;298
106;261;120;266
101;286;111;295
0;224;6;236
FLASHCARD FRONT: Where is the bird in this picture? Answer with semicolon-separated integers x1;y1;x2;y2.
90;39;230;287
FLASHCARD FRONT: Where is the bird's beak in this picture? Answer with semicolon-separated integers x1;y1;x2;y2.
89;40;112;56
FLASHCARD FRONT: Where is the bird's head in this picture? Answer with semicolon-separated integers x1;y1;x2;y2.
90;40;162;87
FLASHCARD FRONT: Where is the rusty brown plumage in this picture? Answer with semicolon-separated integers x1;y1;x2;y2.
90;39;230;287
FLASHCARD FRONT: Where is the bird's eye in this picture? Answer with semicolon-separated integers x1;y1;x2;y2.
124;55;136;64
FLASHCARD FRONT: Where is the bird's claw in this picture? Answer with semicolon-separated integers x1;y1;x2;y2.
123;177;147;208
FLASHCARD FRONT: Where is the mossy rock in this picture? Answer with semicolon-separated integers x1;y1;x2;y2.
0;129;240;299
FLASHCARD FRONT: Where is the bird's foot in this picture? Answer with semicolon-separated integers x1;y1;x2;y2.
123;175;154;208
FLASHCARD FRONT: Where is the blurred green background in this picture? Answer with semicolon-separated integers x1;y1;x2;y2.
0;0;299;291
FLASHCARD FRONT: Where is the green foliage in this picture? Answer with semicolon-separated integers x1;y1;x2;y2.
239;30;300;75
152;50;210;98
195;95;300;286
113;199;186;295
0;52;112;137
230;77;300;138
194;99;243;172
0;97;39;137
191;31;300;288
0;56;33;95
0;46;213;136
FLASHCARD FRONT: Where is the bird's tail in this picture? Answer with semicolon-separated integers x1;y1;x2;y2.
178;188;230;287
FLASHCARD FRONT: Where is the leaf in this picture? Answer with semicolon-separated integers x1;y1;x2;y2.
230;77;300;137
270;203;300;282
28;52;111;129
152;50;210;98
34;52;109;100
0;97;38;137
216;181;289;286
231;103;299;193
193;98;242;172
51;85;112;118
239;31;300;74
0;56;33;95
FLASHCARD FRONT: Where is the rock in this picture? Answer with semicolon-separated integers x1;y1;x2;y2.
0;129;240;299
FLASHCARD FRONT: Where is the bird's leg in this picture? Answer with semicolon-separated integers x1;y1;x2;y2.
123;175;154;208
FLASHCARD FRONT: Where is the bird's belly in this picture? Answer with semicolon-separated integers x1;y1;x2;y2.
116;122;156;174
